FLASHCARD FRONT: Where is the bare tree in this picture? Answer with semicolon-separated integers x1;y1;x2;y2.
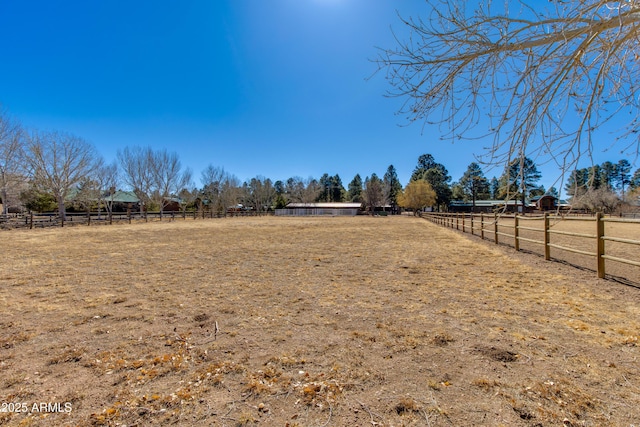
377;0;640;174
572;187;622;213
25;130;102;219
362;174;385;214
72;177;101;219
220;174;242;215
0;109;25;215
117;146;153;215
201;165;229;214
243;176;276;214
302;177;323;203
148;148;192;218
95;161;119;221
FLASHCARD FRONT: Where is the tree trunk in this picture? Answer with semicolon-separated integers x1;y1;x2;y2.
57;194;66;220
1;187;7;216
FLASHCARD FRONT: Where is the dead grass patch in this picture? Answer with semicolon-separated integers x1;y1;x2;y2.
0;216;638;425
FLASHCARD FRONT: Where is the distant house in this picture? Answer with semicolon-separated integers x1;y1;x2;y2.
449;199;532;213
451;196;573;213
162;197;182;212
275;202;363;216
530;195;557;211
105;191;140;212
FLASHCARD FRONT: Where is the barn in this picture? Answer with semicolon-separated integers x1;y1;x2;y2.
275;202;363;216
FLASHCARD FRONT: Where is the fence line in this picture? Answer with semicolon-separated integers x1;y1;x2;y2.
421;212;640;282
0;210;274;230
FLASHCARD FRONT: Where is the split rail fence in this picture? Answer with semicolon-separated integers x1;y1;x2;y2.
421;212;640;283
0;210;272;230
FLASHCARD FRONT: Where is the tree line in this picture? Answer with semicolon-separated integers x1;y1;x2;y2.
1;108;639;218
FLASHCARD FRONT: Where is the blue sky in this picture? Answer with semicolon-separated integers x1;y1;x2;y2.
0;0;634;193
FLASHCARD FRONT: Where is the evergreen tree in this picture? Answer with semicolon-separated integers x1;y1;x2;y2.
630;168;640;191
347;174;363;203
410;154;451;210
459;162;490;211
317;173;331;202
615;159;632;196
383;165;402;213
330;174;345;202
498;157;542;210
450;182;465;201
489;177;499;199
565;168;590;197
599;162;616;190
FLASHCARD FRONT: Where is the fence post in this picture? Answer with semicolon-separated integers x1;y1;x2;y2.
514;215;519;251
462;214;466;233
544;212;550;261
480;213;484;239
494;213;498;244
456;213;459;230
470;213;474;235
30;212;34;230
596;212;605;278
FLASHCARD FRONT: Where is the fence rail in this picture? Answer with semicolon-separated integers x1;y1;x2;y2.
421;212;640;283
0;210;273;230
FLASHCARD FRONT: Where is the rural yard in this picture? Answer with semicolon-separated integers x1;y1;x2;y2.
1;215;639;426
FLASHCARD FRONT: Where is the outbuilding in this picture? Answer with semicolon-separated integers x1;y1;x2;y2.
275;202;363;216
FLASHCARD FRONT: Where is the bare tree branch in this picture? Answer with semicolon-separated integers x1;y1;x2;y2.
25;130;102;218
377;0;640;177
0;109;25;214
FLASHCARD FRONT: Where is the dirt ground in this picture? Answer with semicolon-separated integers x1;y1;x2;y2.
0;216;639;426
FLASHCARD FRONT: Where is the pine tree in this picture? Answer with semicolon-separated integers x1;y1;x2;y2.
383;165;403;213
459;162;489;211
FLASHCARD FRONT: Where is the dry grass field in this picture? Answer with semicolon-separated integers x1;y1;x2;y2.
0;216;639;426
443;214;640;284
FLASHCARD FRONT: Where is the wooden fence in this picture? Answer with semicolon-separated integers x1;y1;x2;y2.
0;210;273;229
421;212;640;282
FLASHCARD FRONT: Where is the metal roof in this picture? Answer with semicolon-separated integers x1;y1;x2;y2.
106;191;140;203
286;202;363;209
450;199;528;207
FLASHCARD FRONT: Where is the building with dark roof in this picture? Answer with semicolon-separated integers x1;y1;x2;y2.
275;202;363;216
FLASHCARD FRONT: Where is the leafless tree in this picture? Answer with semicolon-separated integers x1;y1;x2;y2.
25;130;102;219
148;148;192;218
571;187;622;213
176;187;197;217
201;165;230;214
117;146;153;215
302;177;323;203
72;177;101;219
362;174;385;214
377;0;640;177
243;176;276;214
0;109;25;215
220;174;242;215
95;161;119;220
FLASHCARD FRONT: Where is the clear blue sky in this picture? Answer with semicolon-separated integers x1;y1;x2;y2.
0;0;632;193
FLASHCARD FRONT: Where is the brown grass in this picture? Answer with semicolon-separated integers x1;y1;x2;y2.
0;216;639;426
451;214;640;283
